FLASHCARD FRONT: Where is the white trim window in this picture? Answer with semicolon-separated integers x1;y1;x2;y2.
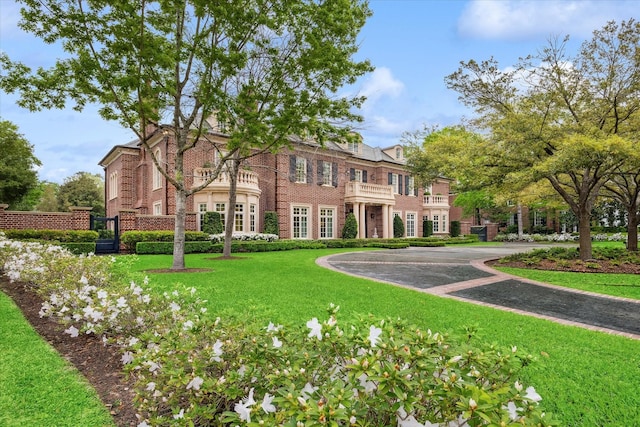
198;203;208;231
292;205;310;239
406;212;416;237
319;207;336;239
354;169;363;182
407;176;415;196
215;203;226;225
250;204;256;232
391;174;399;194
153;201;162;216
433;214;440;232
108;171;118;200
322;162;332;186
152;148;162;190
442;214;447;233
295;157;307;183
234;204;244;232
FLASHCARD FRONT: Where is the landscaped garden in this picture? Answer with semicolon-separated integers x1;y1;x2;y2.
1;237;640;426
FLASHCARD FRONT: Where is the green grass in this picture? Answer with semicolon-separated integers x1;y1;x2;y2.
0;292;115;427
494;267;640;300
131;249;640;426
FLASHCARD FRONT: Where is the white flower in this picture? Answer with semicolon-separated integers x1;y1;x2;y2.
504;401;519;420
368;325;382;347
272;336;283;348
266;321;282;332
350;416;357;424
186;376;204;391
170;302;180;312
212;339;223;362
146;382;156;391
183;320;194;330
358;373;377;393
525;386;542;402
80;275;89;285
64;325;79;338
234;388;256;422
300;382;317;399
173;408;184;419
306;317;322;340
121;351;134;365
261;393;276;413
116;296;128;308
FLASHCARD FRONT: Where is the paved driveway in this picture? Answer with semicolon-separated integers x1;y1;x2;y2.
318;245;640;340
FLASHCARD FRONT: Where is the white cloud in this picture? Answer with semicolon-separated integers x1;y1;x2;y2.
359;67;404;107
458;0;637;40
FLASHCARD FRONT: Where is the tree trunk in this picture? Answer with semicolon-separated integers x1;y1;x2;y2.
627;205;638;252
223;159;240;258
577;210;593;260
171;188;187;270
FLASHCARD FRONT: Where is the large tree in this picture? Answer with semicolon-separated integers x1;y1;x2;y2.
0;119;41;207
444;20;640;260
0;0;372;269
58;172;105;216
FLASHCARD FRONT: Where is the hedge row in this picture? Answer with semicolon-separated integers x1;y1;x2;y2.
1;229;99;242
134;236;481;255
120;231;210;252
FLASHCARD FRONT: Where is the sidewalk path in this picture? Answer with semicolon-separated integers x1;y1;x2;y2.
317;245;640;340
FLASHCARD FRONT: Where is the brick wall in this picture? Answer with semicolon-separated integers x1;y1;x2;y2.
0;205;92;231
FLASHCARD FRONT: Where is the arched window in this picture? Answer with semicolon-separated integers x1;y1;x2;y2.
152;148;162;189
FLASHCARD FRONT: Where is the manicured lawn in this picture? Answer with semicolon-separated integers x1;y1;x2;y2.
2;246;639;426
0;292;115;427
132;249;640;426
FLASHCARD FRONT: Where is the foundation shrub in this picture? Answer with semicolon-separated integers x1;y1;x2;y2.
342;213;358;239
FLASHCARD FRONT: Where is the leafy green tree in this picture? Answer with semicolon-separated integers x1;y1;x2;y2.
444;20;640;259
341;213;358;239
35;181;60;212
58;172;105;216
0;119;41;206
393;215;404;238
1;0;372;270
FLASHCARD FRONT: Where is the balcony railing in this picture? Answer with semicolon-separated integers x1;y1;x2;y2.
423;194;449;207
192;168;260;194
345;181;395;203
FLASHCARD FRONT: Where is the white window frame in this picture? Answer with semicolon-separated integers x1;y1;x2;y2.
407;176;415;196
322;162;332;186
433;214;440;233
319;206;336;239
295;157;307;183
250;204;256;232
391;174;399;194
215;202;226;225
198;203;208;231
354;169;363;183
291;204;311;239
153;201;162;216
152;148;162;190
441;214;447;233
108;171;118;200
406;212;416;237
234;204;244;232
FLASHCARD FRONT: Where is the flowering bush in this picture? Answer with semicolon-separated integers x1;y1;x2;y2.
209;232;279;243
0;233;556;426
494;233;579;243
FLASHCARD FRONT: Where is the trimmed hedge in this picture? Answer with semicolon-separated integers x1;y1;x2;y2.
136;241;213;255
121;231;209;252
1;229;99;242
365;242;410;249
59;242;98;255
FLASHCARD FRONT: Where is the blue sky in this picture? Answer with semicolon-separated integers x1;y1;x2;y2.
1;0;638;183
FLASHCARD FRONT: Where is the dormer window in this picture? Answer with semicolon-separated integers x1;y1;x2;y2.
395;147;402;159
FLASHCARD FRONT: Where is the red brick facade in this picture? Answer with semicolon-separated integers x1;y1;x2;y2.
0;205;92;230
99;126;454;239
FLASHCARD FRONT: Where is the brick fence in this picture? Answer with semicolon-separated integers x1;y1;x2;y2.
0;204;197;250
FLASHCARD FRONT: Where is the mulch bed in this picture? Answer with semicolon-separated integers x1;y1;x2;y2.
1;258;638;426
488;259;640;274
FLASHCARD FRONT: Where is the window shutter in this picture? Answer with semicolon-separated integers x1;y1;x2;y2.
332;162;338;187
363;170;368;183
388;172;392;185
289;155;296;182
405;175;410;195
306;158;313;185
350;168;355;181
398;174;403;195
317;160;323;186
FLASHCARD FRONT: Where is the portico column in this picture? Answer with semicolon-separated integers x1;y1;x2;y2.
353;203;360;238
382;204;389;238
387;205;394;238
359;203;367;239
